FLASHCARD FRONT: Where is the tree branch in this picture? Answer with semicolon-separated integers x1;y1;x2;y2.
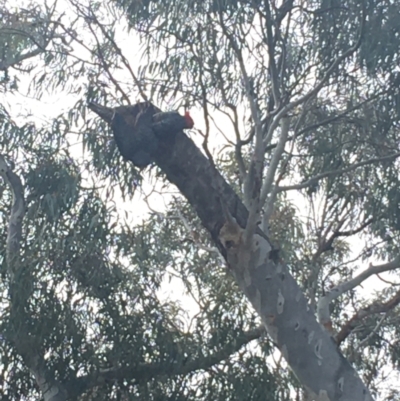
263;90;387;154
336;289;400;345
318;257;400;332
67;326;265;397
278;152;400;193
262;3;365;148
0;155;25;274
91;101;374;401
260;116;290;206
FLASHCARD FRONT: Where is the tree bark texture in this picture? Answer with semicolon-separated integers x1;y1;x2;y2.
88;101;374;401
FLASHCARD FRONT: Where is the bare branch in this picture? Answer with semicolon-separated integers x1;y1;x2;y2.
336;289;400;345
217;14;270;247
217;15;264;209
260;116;290;205
226;104;247;183
218;18;262;140
318;257;400;331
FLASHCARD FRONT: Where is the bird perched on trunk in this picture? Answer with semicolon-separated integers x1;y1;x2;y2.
88;101;194;168
153;110;194;135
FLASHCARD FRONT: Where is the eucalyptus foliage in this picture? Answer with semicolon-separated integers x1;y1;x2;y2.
1;0;400;400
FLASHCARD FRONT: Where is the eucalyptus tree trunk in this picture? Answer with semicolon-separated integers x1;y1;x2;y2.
89;102;374;401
